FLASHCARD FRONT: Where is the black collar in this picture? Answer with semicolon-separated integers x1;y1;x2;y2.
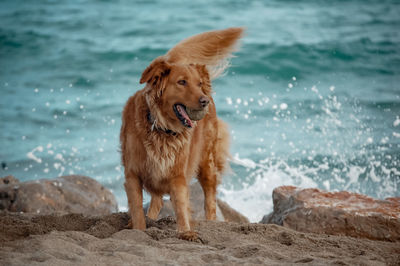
147;112;177;136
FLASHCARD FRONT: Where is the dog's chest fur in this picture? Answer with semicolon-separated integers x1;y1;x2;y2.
141;131;191;191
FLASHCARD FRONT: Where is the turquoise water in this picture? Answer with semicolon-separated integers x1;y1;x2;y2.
1;0;399;221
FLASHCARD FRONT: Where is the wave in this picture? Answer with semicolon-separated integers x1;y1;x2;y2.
0;28;54;52
233;38;400;80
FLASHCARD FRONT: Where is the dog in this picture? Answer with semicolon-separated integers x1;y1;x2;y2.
120;27;244;241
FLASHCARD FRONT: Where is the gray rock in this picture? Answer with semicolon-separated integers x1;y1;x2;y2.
0;175;117;215
144;182;249;223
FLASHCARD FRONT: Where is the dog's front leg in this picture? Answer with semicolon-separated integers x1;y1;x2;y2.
170;177;197;241
124;172;146;230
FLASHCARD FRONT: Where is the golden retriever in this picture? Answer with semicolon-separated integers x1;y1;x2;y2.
120;27;244;240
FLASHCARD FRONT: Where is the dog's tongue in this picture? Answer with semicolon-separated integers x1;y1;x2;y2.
176;105;193;128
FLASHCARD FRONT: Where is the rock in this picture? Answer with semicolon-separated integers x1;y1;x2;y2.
144;182;249;223
0;175;19;185
217;199;249;223
0;175;118;215
261;186;400;241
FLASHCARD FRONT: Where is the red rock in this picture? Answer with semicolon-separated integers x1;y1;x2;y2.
0;175;117;215
261;186;400;241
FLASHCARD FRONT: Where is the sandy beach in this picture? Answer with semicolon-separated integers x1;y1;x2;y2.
1;211;399;265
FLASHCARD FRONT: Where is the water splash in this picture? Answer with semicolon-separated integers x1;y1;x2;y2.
220;156;318;222
219;82;399;222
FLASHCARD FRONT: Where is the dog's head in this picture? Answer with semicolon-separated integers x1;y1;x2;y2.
140;57;212;131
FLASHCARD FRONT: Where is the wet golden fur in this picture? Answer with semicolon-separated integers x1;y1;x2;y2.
120;27;244;240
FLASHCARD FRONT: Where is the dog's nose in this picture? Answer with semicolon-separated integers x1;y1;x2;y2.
199;96;210;108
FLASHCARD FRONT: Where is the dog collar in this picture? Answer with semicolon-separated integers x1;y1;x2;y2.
147;111;177;136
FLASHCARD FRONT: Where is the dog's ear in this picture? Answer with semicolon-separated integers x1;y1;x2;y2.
140;58;171;98
140;57;171;84
195;64;212;95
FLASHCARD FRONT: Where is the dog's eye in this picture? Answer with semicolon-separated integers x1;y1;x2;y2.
198;82;203;87
177;80;186;86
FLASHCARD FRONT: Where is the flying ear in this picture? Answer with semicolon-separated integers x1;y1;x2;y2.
195;64;212;94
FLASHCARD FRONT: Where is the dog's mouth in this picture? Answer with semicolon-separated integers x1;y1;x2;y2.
173;104;193;128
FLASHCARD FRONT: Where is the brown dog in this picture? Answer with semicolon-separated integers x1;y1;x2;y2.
120;27;244;240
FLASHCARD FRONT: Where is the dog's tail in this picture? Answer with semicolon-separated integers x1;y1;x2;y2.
166;27;245;80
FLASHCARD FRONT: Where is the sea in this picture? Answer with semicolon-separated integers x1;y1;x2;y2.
1;0;399;222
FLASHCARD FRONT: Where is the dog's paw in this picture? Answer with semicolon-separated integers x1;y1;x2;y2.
178;231;198;242
125;218;146;230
